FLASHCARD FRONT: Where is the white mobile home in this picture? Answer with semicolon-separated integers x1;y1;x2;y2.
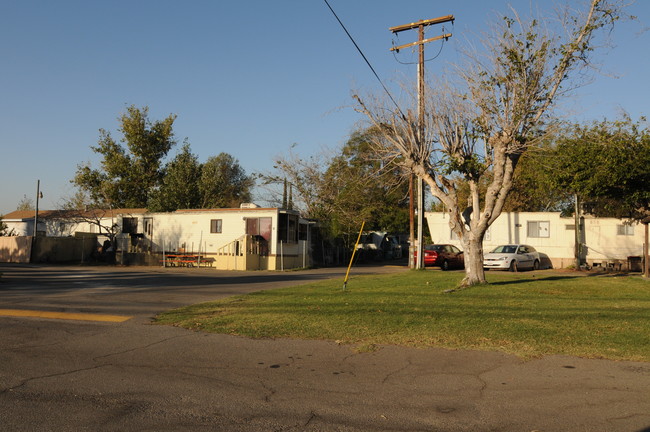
147;206;311;270
425;211;646;269
2;205;313;270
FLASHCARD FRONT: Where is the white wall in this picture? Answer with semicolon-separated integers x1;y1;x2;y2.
149;209;279;254
3;220;32;236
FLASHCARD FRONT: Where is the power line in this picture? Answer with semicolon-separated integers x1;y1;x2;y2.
322;0;404;117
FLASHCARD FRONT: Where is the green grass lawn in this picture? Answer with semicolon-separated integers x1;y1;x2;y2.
154;270;650;361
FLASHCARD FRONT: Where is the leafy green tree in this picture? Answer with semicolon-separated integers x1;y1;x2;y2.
199;153;253;208
148;143;202;211
73;105;177;208
319;129;408;240
504;137;572;212
266;129;409;247
554;116;650;220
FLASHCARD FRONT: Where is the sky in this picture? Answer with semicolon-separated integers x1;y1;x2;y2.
1;0;648;215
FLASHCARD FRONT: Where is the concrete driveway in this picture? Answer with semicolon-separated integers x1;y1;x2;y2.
1;263;649;431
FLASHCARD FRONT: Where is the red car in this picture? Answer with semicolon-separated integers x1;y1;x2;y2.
417;244;464;270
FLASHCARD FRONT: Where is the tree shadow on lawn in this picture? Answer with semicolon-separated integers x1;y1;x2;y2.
487;273;634;286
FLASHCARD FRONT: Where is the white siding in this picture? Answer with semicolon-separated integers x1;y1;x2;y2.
149;210;279;254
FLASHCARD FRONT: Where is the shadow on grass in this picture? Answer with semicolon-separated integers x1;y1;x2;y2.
488;272;637;286
488;275;579;286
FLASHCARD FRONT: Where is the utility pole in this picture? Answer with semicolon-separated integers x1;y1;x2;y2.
33;179;41;238
574;194;581;270
31;179;42;264
643;218;649;278
390;15;453;269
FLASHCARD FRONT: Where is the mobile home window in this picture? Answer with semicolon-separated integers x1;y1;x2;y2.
527;221;550;238
616;224;634;236
122;217;138;234
279;214;298;244
246;218;258;237
143;217;153;236
210;219;222;234
245;217;272;241
298;222;308;241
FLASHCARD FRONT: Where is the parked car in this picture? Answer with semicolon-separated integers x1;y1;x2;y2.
483;244;540;271
416;244;464;270
356;232;403;261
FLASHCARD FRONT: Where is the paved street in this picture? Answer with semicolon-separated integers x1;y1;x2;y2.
1;263;649;431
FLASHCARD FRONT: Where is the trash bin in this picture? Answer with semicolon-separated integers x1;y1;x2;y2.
627;256;642;272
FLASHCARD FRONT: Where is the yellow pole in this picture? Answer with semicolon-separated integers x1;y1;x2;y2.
343;221;365;291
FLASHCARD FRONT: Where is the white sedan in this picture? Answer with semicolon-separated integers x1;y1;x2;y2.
483;244;541;271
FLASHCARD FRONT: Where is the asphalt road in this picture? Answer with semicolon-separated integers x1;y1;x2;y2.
1;263;649;432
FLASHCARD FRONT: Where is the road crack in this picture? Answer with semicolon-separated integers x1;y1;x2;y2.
92;333;192;361
1;364;109;394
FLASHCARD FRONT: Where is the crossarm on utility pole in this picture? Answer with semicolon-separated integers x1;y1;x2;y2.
390;33;452;52
389;15;454;33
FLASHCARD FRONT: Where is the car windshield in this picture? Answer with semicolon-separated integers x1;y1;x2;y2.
491;245;517;254
424;245;443;251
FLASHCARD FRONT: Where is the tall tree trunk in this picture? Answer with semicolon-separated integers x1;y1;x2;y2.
460;234;487;287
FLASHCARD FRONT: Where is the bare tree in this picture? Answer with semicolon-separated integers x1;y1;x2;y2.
16;195;35;211
49;208;120;242
260;145;331;217
355;0;625;287
57;189;138;258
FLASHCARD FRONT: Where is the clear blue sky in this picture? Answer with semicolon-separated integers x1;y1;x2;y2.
1;0;648;214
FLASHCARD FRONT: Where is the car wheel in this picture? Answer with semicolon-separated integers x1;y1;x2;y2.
441;260;449;271
509;260;518;272
533;259;540;270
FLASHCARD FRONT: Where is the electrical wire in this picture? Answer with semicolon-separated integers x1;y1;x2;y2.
322;0;405;118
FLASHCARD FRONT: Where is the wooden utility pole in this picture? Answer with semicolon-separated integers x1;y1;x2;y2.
574;194;581;270
30;179;41;264
390;15;453;269
641;217;650;279
33;179;41;238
